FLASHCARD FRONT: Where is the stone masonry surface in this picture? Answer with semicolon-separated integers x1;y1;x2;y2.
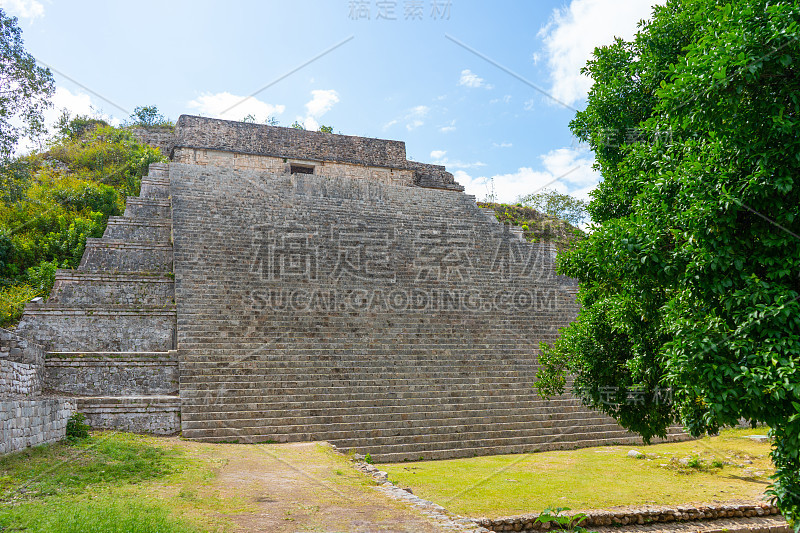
14;123;688;458
0;398;73;454
0;327;44;396
171;163;686;461
173;115;464;191
0;328;72;455
14;162;179;436
130;126;175;156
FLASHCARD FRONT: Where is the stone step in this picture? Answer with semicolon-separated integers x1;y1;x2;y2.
40;269;174;307
45;351;178;396
16;307;176;352
176;381;546;396
182;422;637;446
124;197;172;219
182;425;661;453
147;162;170;176
177;373;538;384
76;395;180;435
178;395;584;412
78;239;173;272
139;179;170;199
103;217;172;242
178;407;606;430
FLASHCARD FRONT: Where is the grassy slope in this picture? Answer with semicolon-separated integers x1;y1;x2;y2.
379;428;775;518
0;433;236;533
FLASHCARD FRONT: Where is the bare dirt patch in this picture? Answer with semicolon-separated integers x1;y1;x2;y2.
173;439;448;532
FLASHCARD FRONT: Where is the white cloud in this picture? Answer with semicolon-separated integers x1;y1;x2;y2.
304;89;339;119
458;69;493;89
493;142;512;148
523;99;536;111
188;92;285;123
439;119;456;133
298;89;340;131
456;145;599;203
538;0;663;106
430;150;447;160
385;105;431;132
405;105;429;130
0;0;44;19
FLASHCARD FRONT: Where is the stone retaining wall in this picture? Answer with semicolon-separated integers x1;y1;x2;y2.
77;396;180;435
476;502;786;532
45;352;179;396
45;271;174;308
0;329;73;455
0;398;73;454
0;328;44;396
16;309;176;352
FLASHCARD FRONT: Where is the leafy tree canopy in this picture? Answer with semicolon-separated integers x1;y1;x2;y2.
517;188;588;227
128;105;171;128
535;0;800;525
0;9;54;160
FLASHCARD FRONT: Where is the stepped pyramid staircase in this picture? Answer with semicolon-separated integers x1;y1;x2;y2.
170;164;687;461
16;163;180;433
15;160;686;457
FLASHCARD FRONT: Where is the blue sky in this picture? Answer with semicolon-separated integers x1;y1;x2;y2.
3;0;661;203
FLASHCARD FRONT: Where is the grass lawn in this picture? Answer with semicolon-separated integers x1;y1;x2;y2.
0;432;240;533
379;428;776;518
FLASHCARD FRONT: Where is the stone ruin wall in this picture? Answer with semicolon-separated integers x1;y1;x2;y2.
172;147;416;187
130;126;175;157
0;328;73;455
172;115;463;191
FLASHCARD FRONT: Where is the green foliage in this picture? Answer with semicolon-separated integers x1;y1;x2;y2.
0;499;205;533
291;120;305;130
241;114;255;123
535;0;800;525
535;507;591;533
0;284;39;327
25;258;59;295
478;202;584;253
0;433;199;533
364;453;373;464
318;124;334;133
0;123;165;323
128;105;171;127
0;9;55;160
64;412;90;443
54;112;109;140
265;116;280;126
517;189;588;227
0;433;182;501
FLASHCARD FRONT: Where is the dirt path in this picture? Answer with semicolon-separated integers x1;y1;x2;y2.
174;439;458;533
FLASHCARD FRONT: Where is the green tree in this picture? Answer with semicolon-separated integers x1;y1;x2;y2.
129;105;169;127
318;124;333;133
0;9;54;160
517;189;588;227
535;0;800;526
